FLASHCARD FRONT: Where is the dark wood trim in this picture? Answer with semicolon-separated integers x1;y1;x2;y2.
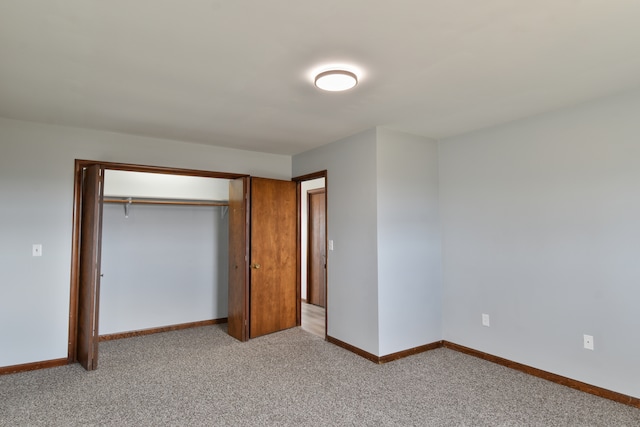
323;175;328;338
292;170;328;182
99;318;227;342
74;159;247;179
378;341;444;363
295;181;302;327
327;335;444;364
303;188;311;308
326;335;381;363
443;341;640;409
0;358;68;376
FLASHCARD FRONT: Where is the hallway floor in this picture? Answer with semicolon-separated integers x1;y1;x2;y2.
301;302;325;338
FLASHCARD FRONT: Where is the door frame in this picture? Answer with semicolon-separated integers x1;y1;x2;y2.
68;159;244;364
292;170;328;338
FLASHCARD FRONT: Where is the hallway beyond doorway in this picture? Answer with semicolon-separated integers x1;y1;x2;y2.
301;302;325;338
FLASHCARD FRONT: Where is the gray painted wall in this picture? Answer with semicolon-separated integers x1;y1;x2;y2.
0;117;290;367
293;127;442;357
293;129;380;355
439;89;640;398
376;128;442;355
100;203;228;334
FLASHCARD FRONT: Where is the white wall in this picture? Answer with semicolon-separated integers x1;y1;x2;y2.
101;172;230;333
104;170;230;201
376;128;442;355
300;178;325;301
0;117;290;368
100;203;228;335
293;127;442;357
293;129;380;355
439;89;640;399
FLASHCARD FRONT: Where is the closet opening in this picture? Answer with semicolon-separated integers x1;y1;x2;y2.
68;159;244;370
99;170;230;341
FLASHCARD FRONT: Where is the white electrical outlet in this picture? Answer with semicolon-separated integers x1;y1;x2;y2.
583;334;594;350
328;240;334;251
32;244;42;257
482;313;490;327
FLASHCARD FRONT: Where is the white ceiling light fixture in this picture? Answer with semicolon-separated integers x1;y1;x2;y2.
314;69;358;91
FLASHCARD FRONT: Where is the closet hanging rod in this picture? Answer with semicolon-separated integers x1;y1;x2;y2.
103;197;229;207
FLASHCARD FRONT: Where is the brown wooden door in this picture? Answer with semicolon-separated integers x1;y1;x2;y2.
307;189;326;307
249;177;297;338
227;177;250;341
76;164;104;370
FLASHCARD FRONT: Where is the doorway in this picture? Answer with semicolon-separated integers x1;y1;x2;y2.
99;170;230;338
294;172;327;339
69;160;243;370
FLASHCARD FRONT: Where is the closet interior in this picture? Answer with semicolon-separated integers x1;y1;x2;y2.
99;170;231;337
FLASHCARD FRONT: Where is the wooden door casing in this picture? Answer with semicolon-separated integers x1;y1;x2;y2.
307;188;326;308
249;177;297;338
76;165;104;370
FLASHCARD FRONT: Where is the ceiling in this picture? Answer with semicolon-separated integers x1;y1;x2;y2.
1;1;640;155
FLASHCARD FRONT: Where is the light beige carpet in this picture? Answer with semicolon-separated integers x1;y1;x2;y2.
1;325;638;426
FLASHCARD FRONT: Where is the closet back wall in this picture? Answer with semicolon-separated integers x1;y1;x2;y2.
100;203;228;335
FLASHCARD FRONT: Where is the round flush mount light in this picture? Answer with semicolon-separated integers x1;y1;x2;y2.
314;69;358;91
